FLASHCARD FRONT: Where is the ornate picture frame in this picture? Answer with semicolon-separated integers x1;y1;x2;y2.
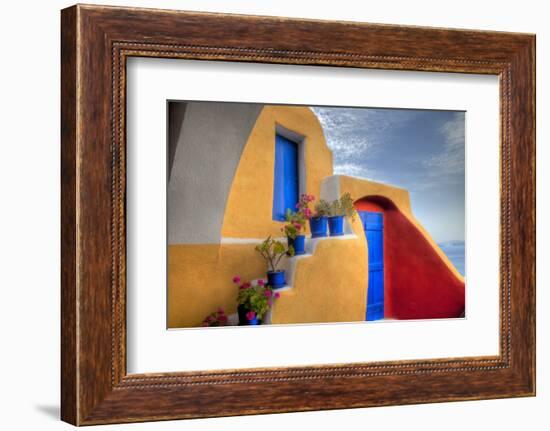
61;4;535;425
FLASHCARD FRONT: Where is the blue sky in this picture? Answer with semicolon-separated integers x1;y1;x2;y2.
311;107;465;243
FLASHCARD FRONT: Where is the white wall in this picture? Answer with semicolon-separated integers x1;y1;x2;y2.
0;1;546;430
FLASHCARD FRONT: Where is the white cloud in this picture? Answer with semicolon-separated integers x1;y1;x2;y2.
423;113;465;175
311;106;465;196
311;107;424;186
311;107;420;169
333;162;372;179
313;108;379;159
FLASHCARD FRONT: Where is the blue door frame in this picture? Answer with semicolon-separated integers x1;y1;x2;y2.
359;211;385;321
272;134;299;221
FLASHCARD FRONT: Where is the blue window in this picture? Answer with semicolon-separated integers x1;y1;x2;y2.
272;134;299;221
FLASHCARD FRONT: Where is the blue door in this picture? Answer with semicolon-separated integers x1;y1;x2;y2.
272;134;299;221
359;211;384;321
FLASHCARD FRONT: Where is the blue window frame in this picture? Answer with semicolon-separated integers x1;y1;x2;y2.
272;134;299;221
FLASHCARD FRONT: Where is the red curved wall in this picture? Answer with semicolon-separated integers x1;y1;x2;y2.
355;198;465;319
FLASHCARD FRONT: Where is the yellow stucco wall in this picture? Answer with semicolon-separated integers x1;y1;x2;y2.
168;244;266;328
271;237;368;324
168;236;369;327
338;175;464;282
221;105;333;238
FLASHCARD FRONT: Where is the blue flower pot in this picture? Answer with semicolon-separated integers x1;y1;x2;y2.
267;270;286;289
287;234;306;255
328;215;345;236
247;316;261;325
309;216;328;238
238;305;262;325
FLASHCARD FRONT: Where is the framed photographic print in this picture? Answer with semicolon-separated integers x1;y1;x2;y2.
61;4;535;425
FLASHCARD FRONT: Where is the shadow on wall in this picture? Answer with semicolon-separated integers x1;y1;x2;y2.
355;196;465;320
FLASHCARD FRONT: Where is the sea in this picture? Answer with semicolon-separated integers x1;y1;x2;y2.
438;241;466;277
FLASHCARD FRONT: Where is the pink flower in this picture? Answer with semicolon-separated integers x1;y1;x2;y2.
232;275;241;284
217;307;224;314
293;222;302;230
274;292;281;299
301;194;314;203
257;279;265;286
243;282;251;288
246;311;256;321
268;299;273;306
264;289;272;298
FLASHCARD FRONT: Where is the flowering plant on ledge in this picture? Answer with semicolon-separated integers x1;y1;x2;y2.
282;209;306;239
201;307;229;327
281;193;316;238
328;192;357;220
234;276;280;322
313;199;331;218
255;236;294;288
326;192;356;237
296;193;315;219
255;236;293;272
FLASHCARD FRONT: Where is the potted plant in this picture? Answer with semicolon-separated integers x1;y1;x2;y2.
309;198;330;238
201;307;229;327
282;209;306;255
327;192;356;236
234;276;280;325
255;236;294;288
282;193;313;255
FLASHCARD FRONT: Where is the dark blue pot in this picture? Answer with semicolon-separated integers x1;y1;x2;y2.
328;215;345;236
247;316;261;325
287;234;306;255
238;305;262;325
267;270;286;289
309;216;328;238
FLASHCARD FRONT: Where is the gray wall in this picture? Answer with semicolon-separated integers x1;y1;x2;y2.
168;102;262;244
167;102;187;178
